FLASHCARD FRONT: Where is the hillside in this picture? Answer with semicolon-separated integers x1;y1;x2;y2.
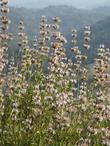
66;16;110;63
91;17;110;49
9;5;110;36
91;6;110;17
8;6;110;62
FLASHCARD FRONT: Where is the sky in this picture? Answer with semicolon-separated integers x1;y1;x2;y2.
9;0;109;9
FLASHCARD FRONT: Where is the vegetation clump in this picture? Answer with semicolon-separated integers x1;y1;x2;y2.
0;0;110;146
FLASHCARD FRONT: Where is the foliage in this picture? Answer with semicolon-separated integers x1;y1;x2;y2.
0;1;110;146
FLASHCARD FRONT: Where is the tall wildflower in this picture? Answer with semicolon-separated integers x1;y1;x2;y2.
79;26;91;102
87;45;110;145
0;0;11;86
71;26;91;102
17;21;31;85
38;15;50;56
93;45;110;100
71;28;82;99
45;17;75;143
0;0;12;144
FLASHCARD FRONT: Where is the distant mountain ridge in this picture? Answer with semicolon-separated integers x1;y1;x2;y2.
9;5;110;36
9;0;110;9
8;5;110;62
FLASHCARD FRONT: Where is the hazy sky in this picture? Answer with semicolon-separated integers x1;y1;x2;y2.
9;0;109;9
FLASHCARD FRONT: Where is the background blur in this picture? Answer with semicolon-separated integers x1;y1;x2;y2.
9;0;110;9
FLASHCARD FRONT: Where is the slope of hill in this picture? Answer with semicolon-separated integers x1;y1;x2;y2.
8;6;110;62
91;6;110;17
66;16;110;63
9;5;110;36
91;17;110;48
